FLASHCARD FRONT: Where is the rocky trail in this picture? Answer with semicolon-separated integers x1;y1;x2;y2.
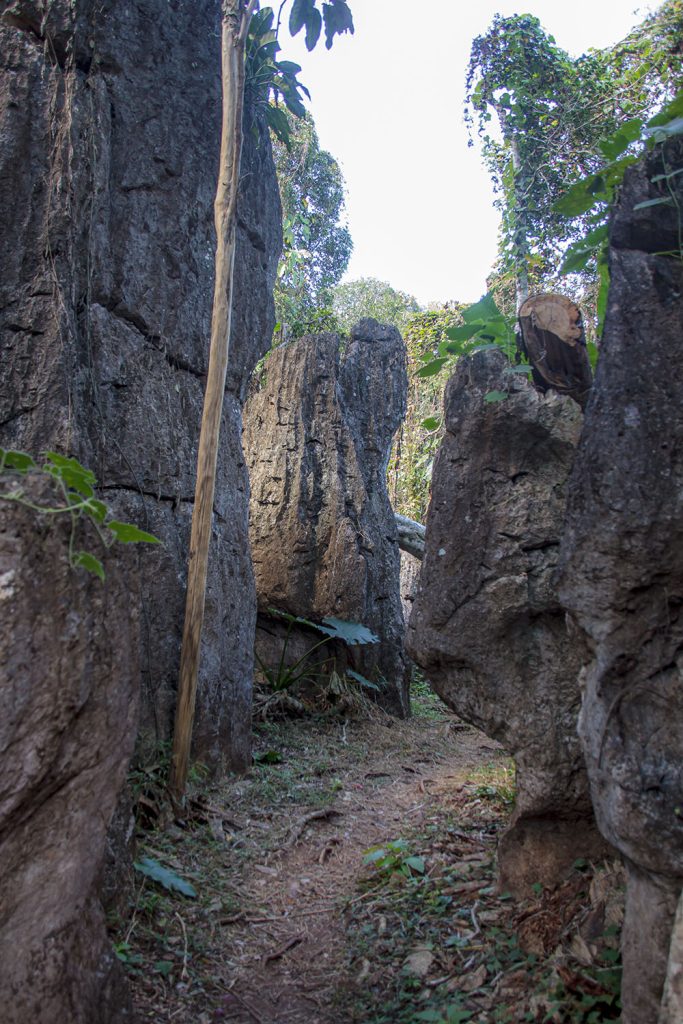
118;693;623;1024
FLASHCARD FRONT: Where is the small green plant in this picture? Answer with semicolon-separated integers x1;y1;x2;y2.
414;293;531;404
413;1005;473;1024
410;670;449;720
363;839;426;881
470;759;516;807
0;448;160;580
113;941;144;973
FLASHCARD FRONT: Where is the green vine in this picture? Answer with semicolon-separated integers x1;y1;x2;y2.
555;89;683;333
0;449;161;580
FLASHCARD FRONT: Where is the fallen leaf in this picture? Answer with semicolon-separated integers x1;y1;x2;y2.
403;945;434;978
460;962;487;992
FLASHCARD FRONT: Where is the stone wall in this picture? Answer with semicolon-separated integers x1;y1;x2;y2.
244;320;410;715
0;0;282;770
406;350;607;894
557;137;683;1024
0;477;138;1023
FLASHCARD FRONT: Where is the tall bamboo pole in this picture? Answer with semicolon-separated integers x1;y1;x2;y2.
170;0;256;800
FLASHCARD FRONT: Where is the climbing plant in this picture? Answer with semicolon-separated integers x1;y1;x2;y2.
465;15;594;307
466;4;683;309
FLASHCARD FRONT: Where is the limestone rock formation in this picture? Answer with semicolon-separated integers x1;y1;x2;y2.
244;320;410;715
400;549;422;627
0;1;282;771
406;350;606;894
557;137;683;1024
0;476;138;1023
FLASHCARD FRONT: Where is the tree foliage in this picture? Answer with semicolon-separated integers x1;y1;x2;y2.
273;112;352;336
288;0;354;51
465;2;683;306
389;307;463;521
331;277;420;334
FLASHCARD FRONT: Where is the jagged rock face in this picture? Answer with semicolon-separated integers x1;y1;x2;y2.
0;477;138;1023
244;320;410;715
406;350;606;894
557;138;683;1024
0;1;282;770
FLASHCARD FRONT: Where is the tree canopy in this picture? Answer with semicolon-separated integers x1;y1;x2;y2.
331;277;420;334
274;112;352;336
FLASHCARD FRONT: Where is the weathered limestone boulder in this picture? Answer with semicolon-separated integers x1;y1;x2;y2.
400;549;422;627
406;350;607;893
0;0;282;770
244;320;410;715
0;476;138;1023
557;137;683;1024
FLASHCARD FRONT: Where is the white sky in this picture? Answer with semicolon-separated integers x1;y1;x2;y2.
281;0;658;306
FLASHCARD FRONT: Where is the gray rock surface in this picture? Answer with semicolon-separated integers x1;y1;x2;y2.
406;350;606;894
0;475;138;1023
400;549;422;627
244;320;410;714
0;0;282;771
557;137;683;1024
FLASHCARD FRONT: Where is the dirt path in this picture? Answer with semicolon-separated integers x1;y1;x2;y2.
121;701;622;1024
217;721;499;1023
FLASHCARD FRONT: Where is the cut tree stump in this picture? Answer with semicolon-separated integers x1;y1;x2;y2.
518;293;593;409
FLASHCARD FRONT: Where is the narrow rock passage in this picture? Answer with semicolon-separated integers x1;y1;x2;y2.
125;702;503;1023
123;700;622;1024
218;722;496;1023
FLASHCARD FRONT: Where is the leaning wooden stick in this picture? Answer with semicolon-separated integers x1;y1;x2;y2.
170;0;256;800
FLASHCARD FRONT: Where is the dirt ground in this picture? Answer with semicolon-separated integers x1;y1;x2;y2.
115;692;624;1024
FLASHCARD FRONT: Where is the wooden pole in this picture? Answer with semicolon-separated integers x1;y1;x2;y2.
170;0;256;800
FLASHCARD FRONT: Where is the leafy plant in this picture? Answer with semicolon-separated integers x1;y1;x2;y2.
0;448;160;580
246;7;311;147
288;0;354;51
133;856;197;899
414;293;530;404
255;607;379;694
555;88;683;333
363;839;426;881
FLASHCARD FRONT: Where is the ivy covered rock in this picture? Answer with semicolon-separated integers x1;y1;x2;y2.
244;320;410;715
557;136;683;1024
406;349;606;895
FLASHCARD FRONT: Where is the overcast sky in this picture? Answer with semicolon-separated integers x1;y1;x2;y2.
281;1;658;306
